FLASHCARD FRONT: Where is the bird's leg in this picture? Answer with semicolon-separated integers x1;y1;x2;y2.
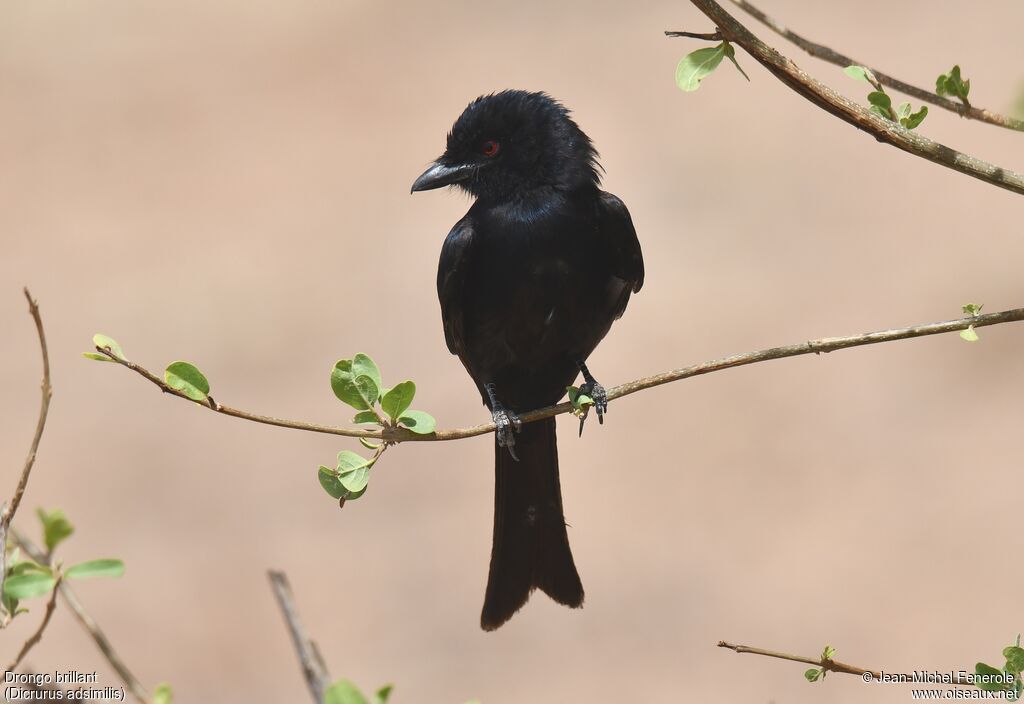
485;383;522;461
576;360;608;428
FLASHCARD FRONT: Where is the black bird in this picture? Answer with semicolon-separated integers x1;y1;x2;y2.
411;90;644;630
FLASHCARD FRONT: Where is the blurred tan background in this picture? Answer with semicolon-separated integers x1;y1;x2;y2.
2;1;1022;702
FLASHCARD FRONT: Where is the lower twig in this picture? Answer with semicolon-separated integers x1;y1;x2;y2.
7;577;62;671
13;530;151;704
268;570;330;704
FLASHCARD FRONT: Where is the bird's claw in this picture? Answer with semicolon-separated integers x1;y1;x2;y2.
493;406;522;460
579;380;607;426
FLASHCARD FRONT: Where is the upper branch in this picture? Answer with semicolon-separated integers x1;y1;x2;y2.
726;0;1024;131
1;288;53;620
99;307;1024;443
671;0;1024;195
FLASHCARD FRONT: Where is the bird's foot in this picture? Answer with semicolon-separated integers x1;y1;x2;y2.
492;405;522;460
576;361;608;436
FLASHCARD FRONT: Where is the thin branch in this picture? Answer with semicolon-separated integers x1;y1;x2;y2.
268;570;330;704
7;576;62;671
717;640;975;686
725;0;1024;132
669;1;1024;195
13;530;151;704
99;307;1024;443
1;288;53;619
665;30;722;41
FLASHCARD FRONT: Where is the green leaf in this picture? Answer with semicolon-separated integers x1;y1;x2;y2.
962;303;984;316
319;466;347;499
353;410;380;425
332;360;369;410
901;105;928;129
844;65;875;83
325;680;370;704
359;437;382;451
83;352;116;362
896;102;912;120
960;325;979;342
374;685;394;704
351;354;383;393
164;361;211;402
65;558;125;580
9;560;50;577
152;683;173;704
721;42;750;81
381;381;416;421
37;508;74;553
976;662;1010;692
804;668;822;683
936;65;970;103
867;91;891;111
92;334;127;360
1004;646;1024;675
398;410;436;435
822;645;836;660
566;386;594;417
675;44;727;92
354;374;380;407
3;572;57;600
337;451;373;493
869;105;890;119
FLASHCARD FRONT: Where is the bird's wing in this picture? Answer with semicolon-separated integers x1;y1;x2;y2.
436;216;476;356
597;190;645;297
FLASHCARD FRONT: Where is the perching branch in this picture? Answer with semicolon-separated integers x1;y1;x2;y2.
668;0;1024;195
7;576;62;672
13;530;151;704
98;307;1024;443
268;570;331;704
725;0;1024;132
1;288;53;619
717;640;975;686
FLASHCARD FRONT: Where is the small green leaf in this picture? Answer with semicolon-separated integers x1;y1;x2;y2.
319;466;347;499
901;105;928;129
164;361;211;402
353;410;380;425
381;381;416;421
83;352;116;362
37;508;74;553
374;685;394;704
325;680;370;704
804;668;822;683
398;410;436;435
868;105;889;119
721;42;750;81
867;91;891;111
351;354;383;393
3;572;57;600
359;437;382;451
962;303;984;316
65;559;125;580
92;334;127;360
960;325;979;342
936;65;970;103
353;374;380;407
976;662;1009;692
152;683;173;704
844;65;875;83
566;386;594;417
332;360;369;410
896;102;912;120
822;645;836;660
9;560;50;577
1004;646;1024;675
675;44;728;92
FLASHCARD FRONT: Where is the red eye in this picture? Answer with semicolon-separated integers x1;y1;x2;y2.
481;140;500;157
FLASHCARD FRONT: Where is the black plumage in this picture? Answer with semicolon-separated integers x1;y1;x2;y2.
412;90;644;630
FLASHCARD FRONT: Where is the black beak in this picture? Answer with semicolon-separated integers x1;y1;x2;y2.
411;160;476;193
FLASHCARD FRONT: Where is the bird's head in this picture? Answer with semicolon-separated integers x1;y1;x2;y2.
411;90;600;202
